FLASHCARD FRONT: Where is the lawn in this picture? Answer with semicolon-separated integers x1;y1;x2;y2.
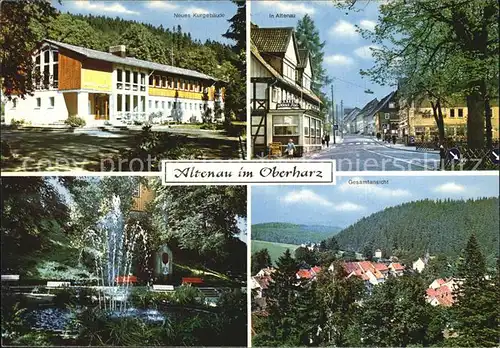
251;240;299;265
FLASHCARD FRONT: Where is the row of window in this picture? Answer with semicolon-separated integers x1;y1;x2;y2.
34;48;59;89
116;69;147;92
149;75;205;93
272;115;322;137
149;100;205;111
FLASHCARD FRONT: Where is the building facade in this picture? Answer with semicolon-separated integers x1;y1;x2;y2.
250;26;324;157
373;91;399;136
4;40;223;126
398;99;499;143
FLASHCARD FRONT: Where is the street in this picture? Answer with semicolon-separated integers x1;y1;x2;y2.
307;135;440;171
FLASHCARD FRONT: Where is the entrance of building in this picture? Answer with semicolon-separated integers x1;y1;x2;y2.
90;94;109;121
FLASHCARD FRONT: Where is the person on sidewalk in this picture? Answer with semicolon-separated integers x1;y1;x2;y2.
286;139;296;159
392;135;397;145
321;135;326;149
325;133;330;147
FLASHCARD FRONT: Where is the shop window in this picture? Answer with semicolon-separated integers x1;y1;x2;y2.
273;115;299;136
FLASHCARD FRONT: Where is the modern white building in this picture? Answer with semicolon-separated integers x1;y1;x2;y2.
4;39;224;127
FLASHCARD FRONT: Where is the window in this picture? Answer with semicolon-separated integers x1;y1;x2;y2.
117;69;122;82
162;77;167;88
12;98;17;109
133;71;138;84
49;97;54;108
125;70;130;83
140;96;145;112
125;95;131;112
272;88;279;102
132;184;141;198
199;103;202;110
140;73;145;85
149;75;154;86
273;115;299;136
389;102;395;108
117;94;123;112
155;100;159;109
133;95;138;112
155;76;161;87
162;101;165;109
458;108;463;117
174;79;178;89
190;103;192;110
168;101;171;109
148;100;152;109
450;109;455;117
36;98;41;108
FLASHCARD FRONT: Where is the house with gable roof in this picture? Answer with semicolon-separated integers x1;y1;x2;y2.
250;24;324;157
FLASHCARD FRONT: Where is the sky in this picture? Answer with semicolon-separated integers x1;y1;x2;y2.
251;0;394;110
54;0;237;44
251;175;500;228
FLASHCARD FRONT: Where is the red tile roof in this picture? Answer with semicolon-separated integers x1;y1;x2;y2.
297;269;313;279
390;263;405;271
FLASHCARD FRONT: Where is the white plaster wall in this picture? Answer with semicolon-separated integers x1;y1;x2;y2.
4;90;68;125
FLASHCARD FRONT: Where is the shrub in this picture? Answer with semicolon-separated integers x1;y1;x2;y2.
11;118;25;127
65;116;86;127
173;284;204;305
1;140;12;157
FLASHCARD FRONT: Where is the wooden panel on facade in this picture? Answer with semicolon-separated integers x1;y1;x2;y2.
58;49;81;90
148;87;205;100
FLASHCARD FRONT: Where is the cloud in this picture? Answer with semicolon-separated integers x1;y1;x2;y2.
329;20;358;38
184;7;210;15
281;189;333;207
324;54;355;66
335;202;365;212
258;1;315;15
433;182;466;194
339;177;412;198
359;19;377;31
73;1;139;15
281;189;365;212
145;1;178;10
354;45;380;60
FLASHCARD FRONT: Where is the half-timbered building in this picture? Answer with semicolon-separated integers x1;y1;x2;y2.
250;26;324;157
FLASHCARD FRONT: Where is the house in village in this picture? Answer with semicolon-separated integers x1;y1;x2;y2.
426;278;461;307
343;107;361;134
388;262;405;276
413;256;429;273
372;91;399;137
374;249;383;259
296;266;322;280
4;40;224;126
357;98;380;135
250;25;324;157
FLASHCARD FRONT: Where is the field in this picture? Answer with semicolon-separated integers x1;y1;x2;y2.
251;240;299;265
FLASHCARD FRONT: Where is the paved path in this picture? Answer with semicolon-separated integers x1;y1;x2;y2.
306;135;440;171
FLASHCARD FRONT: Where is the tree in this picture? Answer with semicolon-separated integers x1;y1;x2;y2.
119;24;168;64
358;275;441;346
315;261;364;346
150;184;246;263
359;0;499;149
451;234;499;346
0;0;58;99
254;249;303;346
294;246;318;267
252;249;272;275
295;15;331;95
0;177;69;273
47;13;103;50
221;0;246;123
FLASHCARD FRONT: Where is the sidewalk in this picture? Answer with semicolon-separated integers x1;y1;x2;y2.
303;137;344;159
372;137;439;154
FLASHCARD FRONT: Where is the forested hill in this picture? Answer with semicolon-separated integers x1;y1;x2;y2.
45;13;236;76
252;222;341;245
333;198;499;263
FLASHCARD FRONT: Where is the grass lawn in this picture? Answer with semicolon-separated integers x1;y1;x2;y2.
251;240;299;265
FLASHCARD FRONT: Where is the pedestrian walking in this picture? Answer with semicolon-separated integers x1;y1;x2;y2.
392;135;397;145
321;135;325;148
286;138;296;158
325;133;330;147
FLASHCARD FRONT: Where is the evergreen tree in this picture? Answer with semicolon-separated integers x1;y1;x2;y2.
295;15;331;95
451;234;499;346
316;261;364;346
252;249;272;275
254;249;303;346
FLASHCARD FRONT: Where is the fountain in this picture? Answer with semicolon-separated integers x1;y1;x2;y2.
84;195;149;312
